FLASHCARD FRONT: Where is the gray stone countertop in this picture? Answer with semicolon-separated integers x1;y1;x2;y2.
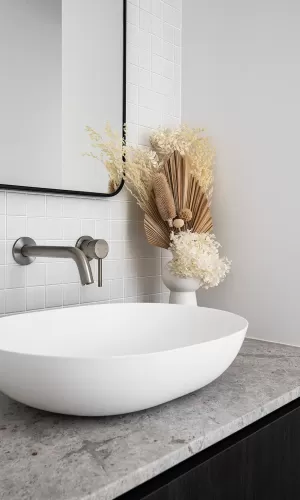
1;338;300;500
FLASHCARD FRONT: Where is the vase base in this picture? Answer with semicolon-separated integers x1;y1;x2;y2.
169;291;198;306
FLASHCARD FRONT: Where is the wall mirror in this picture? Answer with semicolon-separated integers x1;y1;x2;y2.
0;0;126;197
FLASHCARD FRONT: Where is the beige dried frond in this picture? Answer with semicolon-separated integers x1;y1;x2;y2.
144;190;170;248
85;124;125;188
124;146;160;211
179;208;193;222
163;151;190;216
150;125;214;202
152;173;176;226
187;177;213;233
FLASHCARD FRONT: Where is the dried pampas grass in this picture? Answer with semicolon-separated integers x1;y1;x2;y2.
152;173;176;227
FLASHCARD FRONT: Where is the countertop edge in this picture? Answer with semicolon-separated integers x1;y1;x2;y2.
83;387;300;500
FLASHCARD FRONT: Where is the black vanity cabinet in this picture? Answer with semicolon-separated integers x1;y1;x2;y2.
118;398;300;500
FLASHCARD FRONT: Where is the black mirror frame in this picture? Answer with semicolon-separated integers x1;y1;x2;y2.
0;0;126;198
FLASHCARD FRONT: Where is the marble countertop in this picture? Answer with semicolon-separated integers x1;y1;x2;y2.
1;338;300;500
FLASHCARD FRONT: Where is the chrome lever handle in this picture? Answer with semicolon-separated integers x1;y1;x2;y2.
76;236;109;287
98;258;103;287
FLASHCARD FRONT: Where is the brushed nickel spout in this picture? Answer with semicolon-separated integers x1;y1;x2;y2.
13;237;94;286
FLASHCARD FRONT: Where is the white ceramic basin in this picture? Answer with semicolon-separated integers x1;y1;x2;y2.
0;304;248;416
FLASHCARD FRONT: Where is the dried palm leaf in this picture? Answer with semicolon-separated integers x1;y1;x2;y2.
144;191;170;248
187;177;213;233
152;173;176;227
163;151;189;215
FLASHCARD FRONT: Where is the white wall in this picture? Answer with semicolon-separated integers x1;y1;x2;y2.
0;0;182;316
182;0;300;344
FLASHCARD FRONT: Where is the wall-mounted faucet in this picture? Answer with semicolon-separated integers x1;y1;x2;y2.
12;236;109;287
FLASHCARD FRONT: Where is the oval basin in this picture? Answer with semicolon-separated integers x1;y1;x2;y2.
0;303;248;416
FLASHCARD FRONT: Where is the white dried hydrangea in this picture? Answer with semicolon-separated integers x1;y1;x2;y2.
150;125;215;201
169;231;231;288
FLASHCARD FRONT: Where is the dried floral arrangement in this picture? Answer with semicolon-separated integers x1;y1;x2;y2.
85;124;230;288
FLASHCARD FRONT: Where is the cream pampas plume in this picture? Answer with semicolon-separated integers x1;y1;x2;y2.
152;173;176;227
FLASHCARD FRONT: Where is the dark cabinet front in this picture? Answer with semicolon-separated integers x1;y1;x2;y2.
118;398;300;500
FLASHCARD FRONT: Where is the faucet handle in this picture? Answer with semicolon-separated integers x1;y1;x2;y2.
76;236;109;287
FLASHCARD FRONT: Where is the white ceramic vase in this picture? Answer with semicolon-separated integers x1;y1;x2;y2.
162;262;201;306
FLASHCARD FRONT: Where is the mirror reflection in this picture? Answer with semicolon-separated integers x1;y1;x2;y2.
0;0;124;194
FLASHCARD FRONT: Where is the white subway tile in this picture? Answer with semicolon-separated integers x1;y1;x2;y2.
108;241;124;260
0;192;5;214
127;83;139;104
7;193;26;216
111;221;125;241
139;68;151;89
128;0;139;8
26;263;45;287
124;277;137;297
46;262;65;285
127;43;139;65
80;280;110;303
126;123;139;144
163;95;174;115
139;49;151;71
163;3;181;28
140;0;151;12
152;0;162;18
163;23;174;43
26;286;45;311
46;285;63;308
128;2;139;25
140;9;151;31
63;218;81;240
105;260;123;280
151;16;163;37
152;54;164;75
5;288;26;313
46;196;63;217
125;296;137;303
127;23;139;47
127;63;139;84
110;202;135;221
5;265;25;289
137;276;161;295
95;219;110;241
0;242;4;265
139;87;163;111
80;198;109;220
138;30;150;51
127;103;138;124
63;283;80;306
151;35;163;56
174;45;181;65
164;0;181;11
138;125;152;146
0;290;4;313
81;219;95;237
163;40;174;61
160;76;174;95
124;259;138;278
0;216;5;239
174;27;181;46
139;107;161;128
6;216;26;239
0;266;4;289
174;63;180;82
163;59;174;79
110;279;124;300
26;195;45;217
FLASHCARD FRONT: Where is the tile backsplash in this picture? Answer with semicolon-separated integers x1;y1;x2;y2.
0;0;181;316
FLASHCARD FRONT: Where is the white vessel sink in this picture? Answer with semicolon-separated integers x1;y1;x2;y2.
0;304;248;416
